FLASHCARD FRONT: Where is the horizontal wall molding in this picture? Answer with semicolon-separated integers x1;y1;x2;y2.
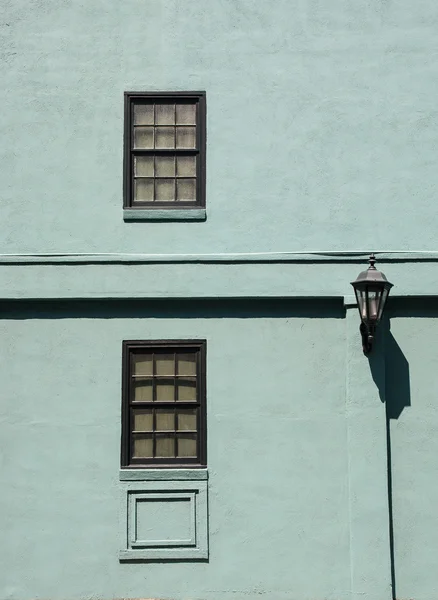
2;251;438;265
1;259;438;301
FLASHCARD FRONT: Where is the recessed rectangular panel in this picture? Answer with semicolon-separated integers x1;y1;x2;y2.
121;481;208;561
134;494;194;546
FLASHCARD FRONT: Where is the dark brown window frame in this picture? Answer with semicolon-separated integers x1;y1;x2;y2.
123;91;206;209
121;339;207;468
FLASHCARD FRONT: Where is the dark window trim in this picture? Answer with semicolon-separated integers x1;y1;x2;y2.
121;339;207;468
123;92;206;210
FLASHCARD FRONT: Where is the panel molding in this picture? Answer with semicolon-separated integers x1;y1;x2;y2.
119;480;208;561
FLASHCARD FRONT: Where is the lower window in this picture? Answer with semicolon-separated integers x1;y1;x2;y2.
121;340;206;467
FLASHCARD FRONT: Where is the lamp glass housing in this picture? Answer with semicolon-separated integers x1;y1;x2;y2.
350;255;393;353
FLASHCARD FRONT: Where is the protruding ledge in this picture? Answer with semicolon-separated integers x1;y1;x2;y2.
120;468;208;481
123;209;206;222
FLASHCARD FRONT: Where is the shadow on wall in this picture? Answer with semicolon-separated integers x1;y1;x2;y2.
367;311;412;600
367;318;411;420
0;297;345;320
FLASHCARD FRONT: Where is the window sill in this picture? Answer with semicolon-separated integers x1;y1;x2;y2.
120;468;208;481
123;208;206;222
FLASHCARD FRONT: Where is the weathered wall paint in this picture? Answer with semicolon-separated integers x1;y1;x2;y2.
1;0;438;253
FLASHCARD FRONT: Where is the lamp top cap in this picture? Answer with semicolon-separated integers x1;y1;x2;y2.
351;253;394;289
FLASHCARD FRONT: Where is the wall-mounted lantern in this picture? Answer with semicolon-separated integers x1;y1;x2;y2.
350;254;393;354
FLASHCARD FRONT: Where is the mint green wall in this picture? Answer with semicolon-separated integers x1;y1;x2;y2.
0;300;354;600
1;0;438;253
387;304;438;600
1;0;438;598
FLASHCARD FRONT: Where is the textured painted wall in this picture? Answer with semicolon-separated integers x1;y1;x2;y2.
0;300;350;600
1;0;438;253
387;301;438;600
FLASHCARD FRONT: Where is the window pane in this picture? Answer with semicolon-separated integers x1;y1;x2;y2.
156;179;175;202
177;179;196;201
156;435;175;457
133;409;153;431
177;409;197;431
177;434;197;458
176;127;196;149
177;353;197;376
134;179;154;202
133;354;153;376
155;156;175;177
133;379;153;402
177;378;197;402
133;104;154;125
156;104;175;125
156;380;175;402
134;127;154;149
134;156;154;177
156;409;175;431
133;434;153;458
156;354;175;375
177;156;196;177
155;127;175;149
176;103;196;125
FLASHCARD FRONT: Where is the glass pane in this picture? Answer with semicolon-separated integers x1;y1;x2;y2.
133;354;153;376
176;127;196;149
156;380;175;402
367;289;379;321
156;435;175;458
177;408;197;431
378;288;389;321
155;179;175;202
156;409;175;431
156;104;175;125
133;379;153;402
176;103;196;125
177;156;196;177
177;179;196;201
156;354;175;375
134;156;154;177
155;156;175;177
132;434;153;458
177;378;197;402
177;353;197;376
133;409;153;431
134;179;154;202
134;127;154;149
155;127;175;149
177;434;197;458
133;104;154;125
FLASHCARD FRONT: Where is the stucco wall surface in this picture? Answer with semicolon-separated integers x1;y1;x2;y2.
387;304;438;600
1;0;438;253
0;300;352;600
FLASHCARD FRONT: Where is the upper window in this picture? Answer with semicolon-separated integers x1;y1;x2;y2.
124;92;206;209
121;340;207;468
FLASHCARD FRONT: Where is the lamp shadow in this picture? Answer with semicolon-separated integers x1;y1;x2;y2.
368;319;411;418
368;318;411;600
